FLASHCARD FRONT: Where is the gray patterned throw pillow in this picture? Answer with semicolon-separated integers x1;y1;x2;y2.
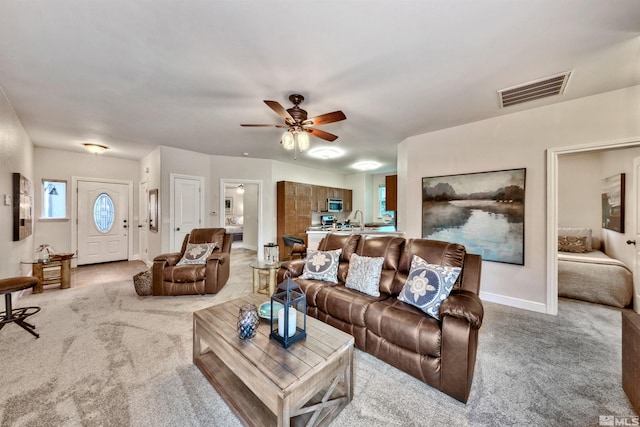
345;253;384;297
177;242;217;265
398;254;461;319
300;249;342;283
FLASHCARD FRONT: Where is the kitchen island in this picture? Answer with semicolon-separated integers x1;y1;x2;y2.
306;226;403;250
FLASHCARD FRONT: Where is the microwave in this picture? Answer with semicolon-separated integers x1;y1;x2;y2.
327;198;343;212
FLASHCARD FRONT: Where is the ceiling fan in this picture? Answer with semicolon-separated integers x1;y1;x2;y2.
241;94;346;154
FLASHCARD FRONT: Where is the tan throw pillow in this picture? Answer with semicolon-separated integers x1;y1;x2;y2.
345;253;384;297
177;242;217;265
558;236;587;253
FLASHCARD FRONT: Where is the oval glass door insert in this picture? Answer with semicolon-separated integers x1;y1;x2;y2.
94;193;115;233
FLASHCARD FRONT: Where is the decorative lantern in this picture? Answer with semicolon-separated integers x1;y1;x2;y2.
269;275;306;348
263;243;279;265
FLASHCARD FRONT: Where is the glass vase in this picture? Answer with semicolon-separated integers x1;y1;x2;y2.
237;303;259;340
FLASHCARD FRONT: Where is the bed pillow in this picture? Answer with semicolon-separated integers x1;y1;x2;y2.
558;236;587;253
177;242;217;265
398;255;461;319
558;228;593;252
300;249;342;283
345;253;384;297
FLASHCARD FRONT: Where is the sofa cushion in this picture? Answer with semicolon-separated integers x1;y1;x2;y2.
163;265;206;282
394;239;466;294
300;249;342;283
365;298;442;357
354;235;405;294
318;233;360;262
316;285;385;327
398;255;461;319
294;278;337;308
177;242;217;265
345;253;384;297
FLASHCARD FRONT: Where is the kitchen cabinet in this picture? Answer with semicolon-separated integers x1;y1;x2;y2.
343;189;352;212
313;186;328;212
277;181;312;260
385;175;397;211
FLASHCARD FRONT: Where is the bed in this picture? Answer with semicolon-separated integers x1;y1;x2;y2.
558;228;633;308
224;225;243;242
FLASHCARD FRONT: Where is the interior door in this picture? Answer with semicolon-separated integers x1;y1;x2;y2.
173;177;202;251
77;181;129;265
139;181;149;266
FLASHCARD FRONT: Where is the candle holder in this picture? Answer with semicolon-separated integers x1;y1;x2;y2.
269;275;306;348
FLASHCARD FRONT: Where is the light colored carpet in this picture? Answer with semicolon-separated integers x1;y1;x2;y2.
0;250;636;426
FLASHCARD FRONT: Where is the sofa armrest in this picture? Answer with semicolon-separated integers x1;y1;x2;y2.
153;252;182;266
207;252;229;264
204;252;230;293
277;259;306;282
439;289;484;329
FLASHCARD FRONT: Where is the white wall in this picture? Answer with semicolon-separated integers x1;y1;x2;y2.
243;183;259;250
34;147;140;257
140;147;162;260
399;84;640;312
0;86;34;279
558;152;603;233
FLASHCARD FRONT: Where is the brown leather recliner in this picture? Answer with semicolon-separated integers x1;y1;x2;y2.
152;228;232;296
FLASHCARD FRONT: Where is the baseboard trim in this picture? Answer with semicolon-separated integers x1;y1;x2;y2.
479;291;548;314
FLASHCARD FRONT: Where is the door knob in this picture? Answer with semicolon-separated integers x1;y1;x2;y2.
627;240;636;245
123;225;128;229
138;225;143;228
176;227;181;231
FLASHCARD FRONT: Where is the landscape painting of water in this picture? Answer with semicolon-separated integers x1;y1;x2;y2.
422;168;526;265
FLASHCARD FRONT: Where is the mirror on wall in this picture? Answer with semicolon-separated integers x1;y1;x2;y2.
149;189;158;232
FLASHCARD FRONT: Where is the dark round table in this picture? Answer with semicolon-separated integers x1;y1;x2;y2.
0;276;41;338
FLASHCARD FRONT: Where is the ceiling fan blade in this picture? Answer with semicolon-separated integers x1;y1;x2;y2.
240;124;288;128
305;110;346;126
264;100;295;123
307;128;338;142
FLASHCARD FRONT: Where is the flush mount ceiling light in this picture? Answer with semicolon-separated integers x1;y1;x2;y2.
237;184;245;194
308;146;345;159
83;143;108;155
352;161;382;171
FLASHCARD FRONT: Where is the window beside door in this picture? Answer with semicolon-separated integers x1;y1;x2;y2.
41;179;67;219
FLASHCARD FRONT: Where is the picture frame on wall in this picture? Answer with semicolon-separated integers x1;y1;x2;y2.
602;173;625;233
225;197;233;214
422;168;526;265
13;172;33;241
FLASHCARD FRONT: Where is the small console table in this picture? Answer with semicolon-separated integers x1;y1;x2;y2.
22;254;73;293
250;261;281;296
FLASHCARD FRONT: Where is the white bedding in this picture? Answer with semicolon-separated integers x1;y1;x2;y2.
558;249;633;308
224;225;243;234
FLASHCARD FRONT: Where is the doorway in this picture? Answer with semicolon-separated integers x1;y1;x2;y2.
72;178;134;266
220;179;263;256
547;137;640;315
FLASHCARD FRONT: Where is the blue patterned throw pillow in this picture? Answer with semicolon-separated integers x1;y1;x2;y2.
345;253;384;297
300;249;342;283
398;255;461;319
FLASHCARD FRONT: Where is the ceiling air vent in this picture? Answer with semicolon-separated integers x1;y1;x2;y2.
498;71;571;108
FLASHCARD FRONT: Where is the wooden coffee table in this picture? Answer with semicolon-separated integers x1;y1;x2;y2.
193;294;354;427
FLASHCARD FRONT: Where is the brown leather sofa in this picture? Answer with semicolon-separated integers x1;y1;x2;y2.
152;228;232;296
277;233;483;403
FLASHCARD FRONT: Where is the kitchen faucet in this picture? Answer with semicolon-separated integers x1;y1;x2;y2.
354;209;364;231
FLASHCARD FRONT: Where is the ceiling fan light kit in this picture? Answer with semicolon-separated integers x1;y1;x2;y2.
242;94;346;158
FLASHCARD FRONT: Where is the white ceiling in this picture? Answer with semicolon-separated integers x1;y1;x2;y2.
1;1;639;174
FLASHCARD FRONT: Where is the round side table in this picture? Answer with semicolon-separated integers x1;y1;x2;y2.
250;262;281;296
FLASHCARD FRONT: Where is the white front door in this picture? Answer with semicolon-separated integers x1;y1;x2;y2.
173;176;202;251
77;181;129;265
139;181;149;266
